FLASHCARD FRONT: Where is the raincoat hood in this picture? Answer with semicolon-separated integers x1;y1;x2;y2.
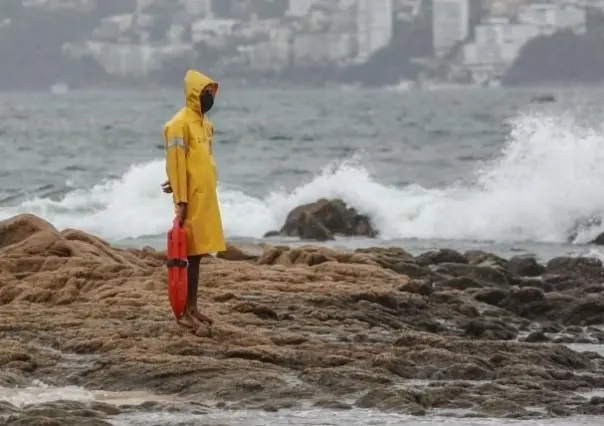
184;69;218;116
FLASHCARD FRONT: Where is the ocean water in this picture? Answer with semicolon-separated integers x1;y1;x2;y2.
3;85;604;424
1;380;604;426
3;85;604;260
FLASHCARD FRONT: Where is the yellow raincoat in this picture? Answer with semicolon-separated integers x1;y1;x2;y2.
163;69;225;256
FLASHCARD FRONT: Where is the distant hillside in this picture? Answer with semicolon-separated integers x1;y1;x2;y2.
503;30;604;86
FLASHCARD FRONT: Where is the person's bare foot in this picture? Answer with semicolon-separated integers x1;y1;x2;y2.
190;308;214;325
176;310;200;329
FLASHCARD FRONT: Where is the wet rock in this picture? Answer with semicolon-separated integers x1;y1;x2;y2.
523;331;550;343
478;397;528;417
414;249;468;266
559;295;604;325
0;401;18;414
462;318;517;340
545;256;604;283
507;255;545;277
474;288;510;306
513;277;554;292
433;263;509;287
435;276;484;291
356;246;414;265
1;213;604;420
464;250;508;269
590;231;604;245
531;94;555;103
297;211;335;241
263;198;377;240
355;388;425;414
388;262;437;279
216;244;260;262
232;301;279;320
433;362;495;380
506;287;550;319
313;399;352;410
398;279;433;296
3;400;116;426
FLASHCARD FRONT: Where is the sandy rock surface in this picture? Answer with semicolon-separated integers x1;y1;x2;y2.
1;214;604;424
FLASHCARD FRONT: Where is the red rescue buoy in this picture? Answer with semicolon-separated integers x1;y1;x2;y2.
166;218;188;319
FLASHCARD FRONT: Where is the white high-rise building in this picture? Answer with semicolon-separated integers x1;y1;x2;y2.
356;0;393;62
287;0;316;17
432;0;470;57
181;0;212;17
518;3;586;35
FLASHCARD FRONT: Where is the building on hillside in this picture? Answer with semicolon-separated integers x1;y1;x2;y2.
22;0;94;10
180;0;212;16
462;17;538;85
93;14;134;42
63;41;193;77
518;3;587;35
489;0;528;17
293;32;355;66
432;0;470;57
287;0;317;17
191;18;236;48
356;0;393;63
241;28;292;72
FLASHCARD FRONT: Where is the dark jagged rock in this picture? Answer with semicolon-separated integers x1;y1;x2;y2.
507;255;545;277
415;249;468;266
263;198;377;241
530;94;556;103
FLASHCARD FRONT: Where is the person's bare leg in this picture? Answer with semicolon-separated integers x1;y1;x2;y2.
187;254;213;325
173;256;201;329
176;310;199;329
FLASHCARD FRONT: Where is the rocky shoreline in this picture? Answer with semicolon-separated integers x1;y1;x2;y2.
1;214;604;425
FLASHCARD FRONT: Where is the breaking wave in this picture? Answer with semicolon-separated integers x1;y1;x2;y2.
2;114;604;245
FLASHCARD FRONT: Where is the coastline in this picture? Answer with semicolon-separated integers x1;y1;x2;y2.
1;213;604;424
2;77;604;95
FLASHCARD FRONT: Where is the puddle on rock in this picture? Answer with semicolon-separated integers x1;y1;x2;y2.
0;381;178;408
1;383;604;426
109;410;604;426
566;343;604;357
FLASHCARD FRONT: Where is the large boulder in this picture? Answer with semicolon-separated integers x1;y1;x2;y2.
263;198;377;241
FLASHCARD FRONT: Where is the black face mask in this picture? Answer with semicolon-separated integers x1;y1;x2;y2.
200;91;214;114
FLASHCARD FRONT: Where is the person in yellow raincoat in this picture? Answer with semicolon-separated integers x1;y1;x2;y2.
161;69;226;329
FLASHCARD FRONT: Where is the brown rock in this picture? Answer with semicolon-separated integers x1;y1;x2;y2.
507;255;545;277
264;198;377;240
434;263;509;287
216;243;260;262
546;256;604;282
435;276;484;291
415;249;468;266
1;213;604;419
398;279;433;296
523;331;550;343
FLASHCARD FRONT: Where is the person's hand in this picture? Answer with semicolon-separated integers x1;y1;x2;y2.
177;202;187;226
161;180;172;194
